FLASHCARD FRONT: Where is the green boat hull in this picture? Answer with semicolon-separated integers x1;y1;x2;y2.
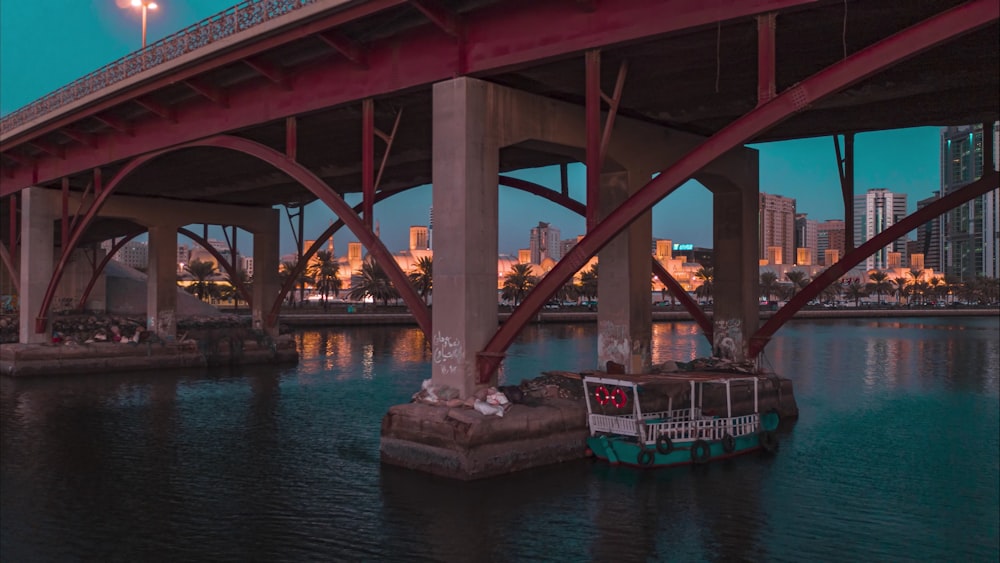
586;431;777;468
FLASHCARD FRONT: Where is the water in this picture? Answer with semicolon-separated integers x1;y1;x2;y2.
2;317;998;562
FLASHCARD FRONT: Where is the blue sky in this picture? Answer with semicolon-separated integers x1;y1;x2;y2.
1;1;943;256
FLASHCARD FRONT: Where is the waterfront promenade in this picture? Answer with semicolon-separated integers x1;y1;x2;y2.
273;305;1000;327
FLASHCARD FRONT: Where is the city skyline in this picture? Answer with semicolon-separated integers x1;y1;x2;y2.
1;1;945;257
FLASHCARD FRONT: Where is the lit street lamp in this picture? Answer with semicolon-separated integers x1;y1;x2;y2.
131;0;158;48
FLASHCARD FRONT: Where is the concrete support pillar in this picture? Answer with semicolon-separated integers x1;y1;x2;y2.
19;187;56;344
146;224;178;340
596;170;652;373
431;77;499;397
253;210;281;337
707;172;760;362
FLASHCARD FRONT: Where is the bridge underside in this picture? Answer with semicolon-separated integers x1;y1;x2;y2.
0;0;997;390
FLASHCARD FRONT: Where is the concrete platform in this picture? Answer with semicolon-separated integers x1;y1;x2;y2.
380;375;798;480
0;334;299;378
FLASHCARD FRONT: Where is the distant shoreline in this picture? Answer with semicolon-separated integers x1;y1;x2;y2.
276;306;1000;327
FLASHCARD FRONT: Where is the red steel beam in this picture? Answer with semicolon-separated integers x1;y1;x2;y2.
749;170;999;357
374;108;403;191
243;57;288;88
834;133;856;252
476;0;998;380
585;49;601;230
0;242;17;293
60;177;69;249
598;60;628;166
409;0;461;38
7;193;16;259
286;117;297;161
60;127;96;148
27;140;63;159
178;227;253;307
318;30;368;67
757;13;777;106
362;98;375;230
134;97;176;123
2;0;817;195
91;114;132;136
183;78;228;107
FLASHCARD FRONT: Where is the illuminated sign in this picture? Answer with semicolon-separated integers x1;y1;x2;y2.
672;243;694;251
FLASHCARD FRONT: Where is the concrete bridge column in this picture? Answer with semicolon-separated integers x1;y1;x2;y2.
147;224;178;340
252;210;280;337
704;164;760;362
596;170;653;373
431;77;500;398
18;187;56;344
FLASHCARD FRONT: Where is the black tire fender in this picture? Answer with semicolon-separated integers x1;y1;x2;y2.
721;433;736;454
690;439;711;464
655;433;674;455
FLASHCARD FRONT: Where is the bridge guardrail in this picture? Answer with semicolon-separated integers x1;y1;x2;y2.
0;0;317;134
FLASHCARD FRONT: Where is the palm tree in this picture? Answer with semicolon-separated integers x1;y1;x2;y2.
502;263;537;306
578;264;599;303
279;259;314;307
892;276;909;305
407;256;433;305
759;271;779;303
308;250;342;309
222;269;252;310
866;270;892;304
183;259;218;301
559;279;581;305
694;266;713;303
785;270;810;296
907;269;924;304
820;282;841;305
348;257;398;306
844;280;867;307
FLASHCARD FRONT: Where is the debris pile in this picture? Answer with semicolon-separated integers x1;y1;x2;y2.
653;356;758;374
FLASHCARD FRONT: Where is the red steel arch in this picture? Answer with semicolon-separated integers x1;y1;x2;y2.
476;0;998;380
34;135;430;337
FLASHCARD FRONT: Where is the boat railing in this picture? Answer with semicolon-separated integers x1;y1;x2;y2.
645;413;760;443
588;407;703;436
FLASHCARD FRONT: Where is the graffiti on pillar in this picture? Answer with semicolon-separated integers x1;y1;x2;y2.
598;321;629;368
713;318;743;361
156;310;176;341
433;331;465;375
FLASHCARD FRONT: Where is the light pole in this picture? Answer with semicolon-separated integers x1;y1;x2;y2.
131;0;158;48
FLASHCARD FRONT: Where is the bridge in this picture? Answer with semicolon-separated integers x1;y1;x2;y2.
1;0;997;397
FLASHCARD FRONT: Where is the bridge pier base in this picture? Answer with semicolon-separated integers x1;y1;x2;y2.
430;77;500;398
704;160;760;362
147;224;179;340
596;169;652;373
18;187;56;344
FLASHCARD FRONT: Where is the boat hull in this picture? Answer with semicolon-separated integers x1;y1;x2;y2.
586;432;773;468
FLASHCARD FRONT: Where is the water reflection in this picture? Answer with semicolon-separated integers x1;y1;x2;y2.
1;317;998;561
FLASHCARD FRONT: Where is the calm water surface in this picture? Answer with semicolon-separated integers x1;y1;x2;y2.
2;317;998;562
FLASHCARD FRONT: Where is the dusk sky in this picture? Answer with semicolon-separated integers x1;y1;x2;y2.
1;1;943;257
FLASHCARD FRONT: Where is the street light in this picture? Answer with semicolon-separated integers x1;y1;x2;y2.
131;0;158;48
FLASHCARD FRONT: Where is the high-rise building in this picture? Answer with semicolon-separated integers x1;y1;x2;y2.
101;239;149;270
794;213;818;266
914;193;943;272
854;188;908;270
529;222;561;264
758;193;796;266
409;226;429;251
940;123;999;280
428;207;434;250
816;220;845;267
